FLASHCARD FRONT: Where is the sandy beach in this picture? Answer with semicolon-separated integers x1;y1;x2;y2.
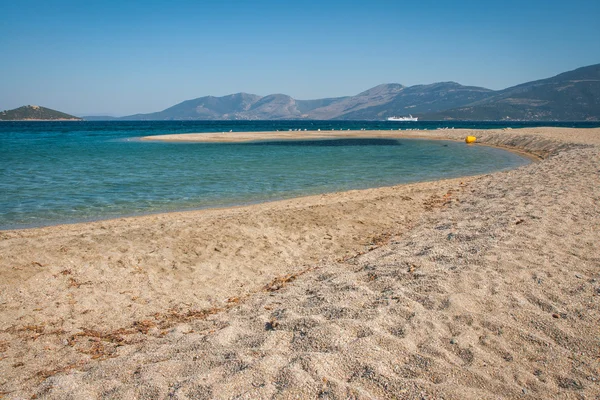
1;127;599;399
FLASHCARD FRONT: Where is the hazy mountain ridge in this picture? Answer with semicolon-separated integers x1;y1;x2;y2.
337;82;494;120
307;84;406;120
0;105;81;121
120;93;263;120
101;63;598;121
425;64;600;121
8;64;599;121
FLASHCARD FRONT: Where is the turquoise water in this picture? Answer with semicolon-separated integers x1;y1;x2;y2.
0;120;545;229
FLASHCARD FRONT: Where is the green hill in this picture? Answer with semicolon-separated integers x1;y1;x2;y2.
420;64;600;121
0;105;81;121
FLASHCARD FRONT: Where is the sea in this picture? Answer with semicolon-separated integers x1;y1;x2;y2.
1;120;598;230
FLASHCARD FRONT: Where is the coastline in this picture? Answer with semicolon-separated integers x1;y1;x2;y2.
140;126;600;145
142;126;600;161
2;132;531;233
1;127;599;398
141;129;548;179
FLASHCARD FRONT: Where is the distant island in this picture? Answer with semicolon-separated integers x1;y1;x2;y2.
84;63;600;122
0;105;82;121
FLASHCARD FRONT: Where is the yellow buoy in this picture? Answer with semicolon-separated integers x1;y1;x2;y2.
465;136;476;144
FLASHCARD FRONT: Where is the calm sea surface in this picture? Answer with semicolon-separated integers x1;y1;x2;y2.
1;120;596;229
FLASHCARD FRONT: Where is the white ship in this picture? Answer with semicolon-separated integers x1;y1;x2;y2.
387;114;418;122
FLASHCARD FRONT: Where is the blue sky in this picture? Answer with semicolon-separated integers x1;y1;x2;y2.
1;0;599;116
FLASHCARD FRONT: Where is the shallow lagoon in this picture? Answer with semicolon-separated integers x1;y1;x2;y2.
0;122;531;229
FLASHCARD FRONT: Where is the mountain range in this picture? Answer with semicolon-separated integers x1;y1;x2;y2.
89;63;595;121
4;64;599;122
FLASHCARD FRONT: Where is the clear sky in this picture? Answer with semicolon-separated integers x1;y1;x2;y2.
1;0;599;116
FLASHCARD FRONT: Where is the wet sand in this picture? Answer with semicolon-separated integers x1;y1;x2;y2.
141;129;435;143
1;128;599;399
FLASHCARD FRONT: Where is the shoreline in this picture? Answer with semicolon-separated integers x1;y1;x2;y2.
140;126;600;144
0;176;477;232
141;129;470;144
140;128;568;162
2;129;536;232
1;127;599;398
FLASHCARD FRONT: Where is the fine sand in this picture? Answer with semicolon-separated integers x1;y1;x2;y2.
1;128;599;399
